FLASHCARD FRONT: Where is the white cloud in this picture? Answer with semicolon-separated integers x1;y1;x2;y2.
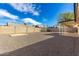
0;9;19;19
23;18;42;25
9;3;40;16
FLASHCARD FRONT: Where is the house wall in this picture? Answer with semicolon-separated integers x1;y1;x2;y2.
76;3;79;22
58;24;78;33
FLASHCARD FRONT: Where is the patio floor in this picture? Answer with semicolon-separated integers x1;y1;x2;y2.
0;32;79;56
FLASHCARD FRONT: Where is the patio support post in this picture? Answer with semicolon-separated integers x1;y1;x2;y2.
78;27;79;34
61;26;64;35
58;24;60;34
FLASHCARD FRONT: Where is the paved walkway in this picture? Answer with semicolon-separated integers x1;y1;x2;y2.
0;32;79;56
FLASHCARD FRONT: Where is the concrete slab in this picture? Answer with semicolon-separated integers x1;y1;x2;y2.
10;34;28;37
0;32;53;54
0;32;78;56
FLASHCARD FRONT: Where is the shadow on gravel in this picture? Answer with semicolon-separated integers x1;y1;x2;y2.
0;33;79;56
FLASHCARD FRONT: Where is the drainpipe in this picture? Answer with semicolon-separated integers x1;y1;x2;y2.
58;23;61;34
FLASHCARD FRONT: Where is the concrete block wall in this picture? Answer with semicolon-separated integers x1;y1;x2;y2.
0;25;41;34
15;25;26;34
27;26;35;33
0;26;14;34
34;28;41;32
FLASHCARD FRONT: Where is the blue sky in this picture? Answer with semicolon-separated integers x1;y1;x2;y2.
0;3;74;26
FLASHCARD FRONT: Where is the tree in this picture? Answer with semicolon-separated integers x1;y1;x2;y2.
58;12;74;23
